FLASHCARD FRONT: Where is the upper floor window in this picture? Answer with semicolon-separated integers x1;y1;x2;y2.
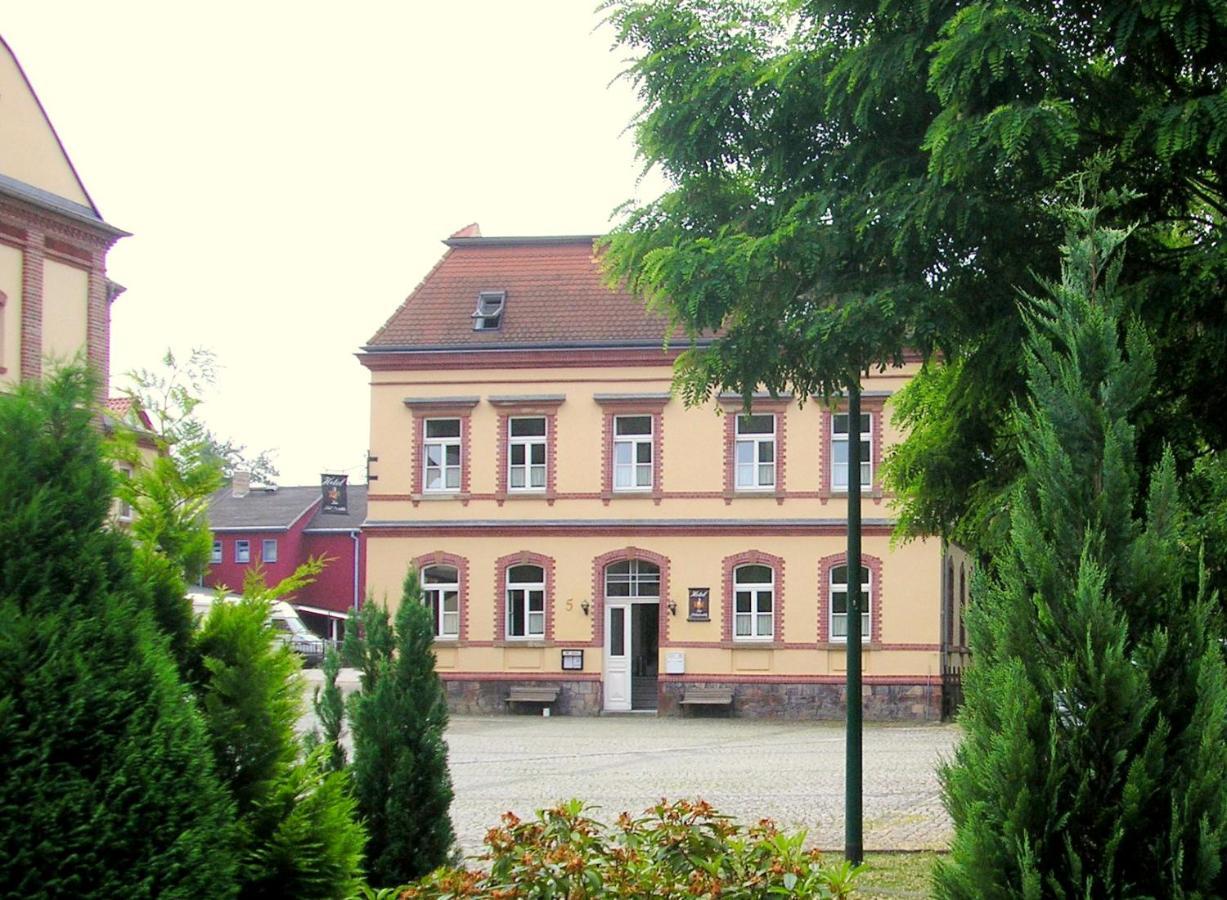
211;540;222;564
735;414;776;489
506;564;545;639
831;412;872;492
508;417;546;491
423;564;460;639
733;564;774;640
613;415;653;491
830;563;871;641
424;418;461;492
262;539;278;564
472;290;505;330
235;540;251;564
604;559;660;598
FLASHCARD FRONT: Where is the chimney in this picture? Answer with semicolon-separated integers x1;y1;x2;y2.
232;470;251;498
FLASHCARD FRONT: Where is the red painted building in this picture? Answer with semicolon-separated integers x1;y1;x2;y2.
204;478;367;640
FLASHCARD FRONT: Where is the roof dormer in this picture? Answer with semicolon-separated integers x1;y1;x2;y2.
472;290;506;331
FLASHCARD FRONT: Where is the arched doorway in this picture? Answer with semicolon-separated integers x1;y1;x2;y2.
603;558;661;712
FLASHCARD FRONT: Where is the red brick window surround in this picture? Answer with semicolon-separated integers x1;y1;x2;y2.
595;394;669;504
588;546;672;649
403;397;478;501
720;550;786;644
494;550;556;643
819;395;887;498
817;552;884;644
718;396;789;502
490;395;564;504
414;551;471;642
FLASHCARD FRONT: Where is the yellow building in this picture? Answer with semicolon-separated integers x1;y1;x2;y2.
0;36;127;393
361;225;967;719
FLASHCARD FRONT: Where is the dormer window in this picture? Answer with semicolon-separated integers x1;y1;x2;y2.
472;291;506;331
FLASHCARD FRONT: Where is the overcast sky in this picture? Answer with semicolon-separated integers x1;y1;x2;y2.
5;2;666;485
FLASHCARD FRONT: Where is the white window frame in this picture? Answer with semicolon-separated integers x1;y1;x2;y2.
235;540;250;564
604;559;661;599
211;540;222;564
423;565;461;640
116;465;134;521
505;564;546;639
508;416;547;492
472;290;506;330
735;414;776;490
423;417;462;493
830;564;871;642
262;538;278;563
612;415;653;492
733;564;774;641
831;412;872;492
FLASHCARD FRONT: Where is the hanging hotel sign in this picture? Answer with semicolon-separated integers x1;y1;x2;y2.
688;587;711;621
321;474;348;514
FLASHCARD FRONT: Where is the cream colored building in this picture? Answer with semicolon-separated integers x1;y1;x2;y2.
361;226;967;719
0;36;127;393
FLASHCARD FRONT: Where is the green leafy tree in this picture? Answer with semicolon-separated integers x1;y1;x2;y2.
0;367;239;897
602;0;1227;559
112;347;278;668
347;570;455;885
936;214;1227;896
192;562;365;899
125;347;280;485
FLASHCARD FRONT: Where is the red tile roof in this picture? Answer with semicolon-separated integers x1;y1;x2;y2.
105;396;154;431
365;234;677;349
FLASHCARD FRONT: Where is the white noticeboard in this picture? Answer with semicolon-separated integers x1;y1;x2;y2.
665;651;685;675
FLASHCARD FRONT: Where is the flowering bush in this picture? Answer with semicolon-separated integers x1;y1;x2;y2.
396;798;859;898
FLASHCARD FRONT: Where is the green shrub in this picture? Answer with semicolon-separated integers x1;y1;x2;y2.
399;799;858;899
346;570;455;885
192;574;366;899
0;367;238;897
936;212;1227;896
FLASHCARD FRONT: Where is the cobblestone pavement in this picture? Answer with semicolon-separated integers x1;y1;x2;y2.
444;714;959;857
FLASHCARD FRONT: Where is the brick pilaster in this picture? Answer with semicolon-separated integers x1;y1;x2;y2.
20;229;44;380
87;248;110;395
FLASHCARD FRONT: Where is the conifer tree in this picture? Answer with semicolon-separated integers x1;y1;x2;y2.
936;212;1227;897
311;645;348;774
0;367;238;896
192;564;365;899
347;569;455;885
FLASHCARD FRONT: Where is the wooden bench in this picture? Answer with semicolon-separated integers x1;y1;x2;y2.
679;686;734;711
506;685;560;708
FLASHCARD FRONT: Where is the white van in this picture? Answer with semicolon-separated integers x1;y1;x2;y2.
186;587;326;667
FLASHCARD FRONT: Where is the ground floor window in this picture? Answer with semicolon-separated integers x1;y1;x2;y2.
423;564;460;639
734;564;774;639
506;564;545;639
830;564;871;640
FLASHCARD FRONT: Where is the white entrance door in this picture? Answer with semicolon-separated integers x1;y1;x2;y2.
603;602;632;711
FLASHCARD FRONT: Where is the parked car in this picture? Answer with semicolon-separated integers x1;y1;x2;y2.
187;587;327;667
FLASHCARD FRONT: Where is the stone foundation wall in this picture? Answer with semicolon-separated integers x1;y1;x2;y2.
442;677;941;721
658;680;942;722
442;679;602;716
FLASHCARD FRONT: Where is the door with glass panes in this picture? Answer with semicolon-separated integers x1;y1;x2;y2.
602;560;660;712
